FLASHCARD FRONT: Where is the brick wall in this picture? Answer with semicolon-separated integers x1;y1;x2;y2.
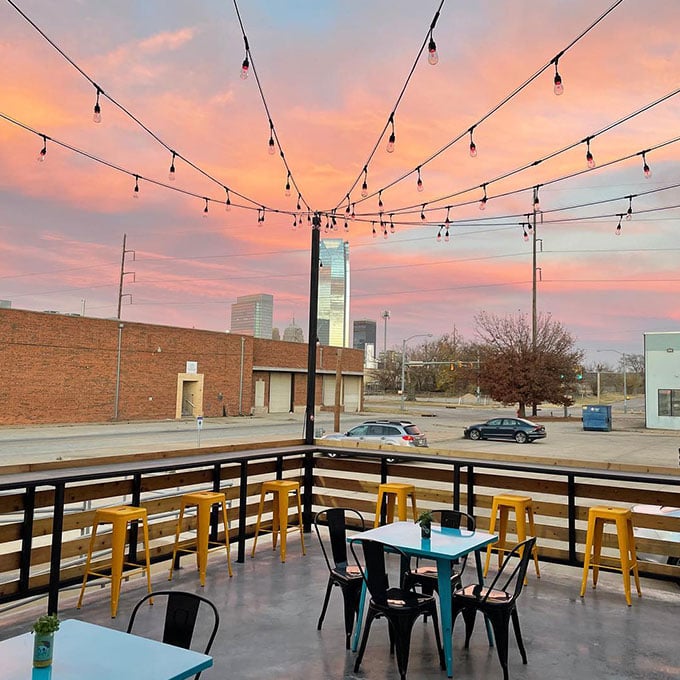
0;309;363;425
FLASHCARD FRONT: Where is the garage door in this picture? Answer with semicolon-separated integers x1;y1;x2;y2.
322;376;336;407
343;376;361;412
269;372;292;413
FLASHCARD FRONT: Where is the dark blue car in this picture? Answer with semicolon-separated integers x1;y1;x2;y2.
463;417;546;444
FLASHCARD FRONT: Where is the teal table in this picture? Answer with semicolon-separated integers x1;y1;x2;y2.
0;619;213;680
350;521;497;678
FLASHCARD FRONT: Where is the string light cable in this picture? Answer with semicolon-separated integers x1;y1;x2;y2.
4;0;287;215
331;0;446;211
340;0;626;212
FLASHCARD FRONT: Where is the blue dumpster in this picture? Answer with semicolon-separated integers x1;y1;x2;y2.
582;405;612;431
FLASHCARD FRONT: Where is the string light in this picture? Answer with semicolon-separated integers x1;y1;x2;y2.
615;214;623;235
371;221;376;238
351;204;356;220
168;151;176;181
626;195;633;220
641;151;651;178
203;197;209;218
427;30;438;65
390;214;395;233
533;186;541;212
132;174;139;199
444;205;451;225
479;184;488;210
378;190;383;209
552;56;564;95
240;36;250;79
522;224;529;241
344;220;349;232
297;193;302;211
224;187;231;211
468;128;477;157
585;137;595;168
386;115;395;153
436;226;442;242
292;214;297;230
37;134;47;162
268;121;275;155
420;204;426;221
416;166;423;192
285;172;291;197
383;223;388;239
361;167;368;197
92;87;102;124
444;227;450;242
345;195;351;215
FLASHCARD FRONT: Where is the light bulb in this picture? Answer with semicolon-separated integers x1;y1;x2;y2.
37;146;47;162
378;192;383;209
361;181;368;198
615;217;622;235
469;141;477;158
533;198;540;212
372;223;377;238
225;189;231;211
133;176;139;199
420;205;426;221
642;154;651;178
203;199;209;218
417;177;423;192
479;197;487;211
169;164;175;181
523;228;529;242
93;102;102;124
240;58;249;79
285;180;291;197
268;137;275;155
386;131;395;153
444;228;450;243
436;228;442;242
428;38;438;65
553;72;564;96
586;150;595;169
626;208;632;221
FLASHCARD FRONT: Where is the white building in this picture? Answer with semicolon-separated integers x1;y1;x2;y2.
644;331;680;430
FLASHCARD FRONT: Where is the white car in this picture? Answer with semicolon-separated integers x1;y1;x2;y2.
632;504;680;565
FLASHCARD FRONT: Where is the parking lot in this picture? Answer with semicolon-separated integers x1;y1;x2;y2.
0;397;678;469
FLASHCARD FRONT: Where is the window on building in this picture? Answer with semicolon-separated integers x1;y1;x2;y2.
658;389;680;416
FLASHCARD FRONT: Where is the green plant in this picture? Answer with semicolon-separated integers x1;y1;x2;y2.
31;614;60;635
416;509;433;526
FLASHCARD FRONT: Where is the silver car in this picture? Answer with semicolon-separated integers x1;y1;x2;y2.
320;420;428;461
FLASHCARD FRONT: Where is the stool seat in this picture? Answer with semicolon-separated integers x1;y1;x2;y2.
169;490;233;586
251;480;306;562
484;494;540;582
580;505;641;606
374;482;418;527
77;505;152;618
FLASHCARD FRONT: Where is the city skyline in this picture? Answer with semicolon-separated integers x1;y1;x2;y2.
1;1;679;365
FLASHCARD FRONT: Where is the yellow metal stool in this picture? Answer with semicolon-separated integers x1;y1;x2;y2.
484;493;540;581
251;480;306;562
580;505;641;606
374;482;418;527
168;490;233;586
77;505;152;618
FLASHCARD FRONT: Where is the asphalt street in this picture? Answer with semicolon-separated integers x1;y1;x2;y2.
0;397;678;468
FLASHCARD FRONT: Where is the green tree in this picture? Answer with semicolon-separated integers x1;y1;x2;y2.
473;311;583;416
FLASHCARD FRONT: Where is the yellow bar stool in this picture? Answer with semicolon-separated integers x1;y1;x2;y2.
580;505;641;606
168;490;233;586
373;482;418;527
77;505;152;618
251;480;306;562
484;493;540;581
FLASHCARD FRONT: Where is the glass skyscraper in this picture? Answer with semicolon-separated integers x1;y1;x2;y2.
318;239;350;347
230;293;273;339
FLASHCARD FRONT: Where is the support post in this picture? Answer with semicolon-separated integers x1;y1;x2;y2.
304;215;321;444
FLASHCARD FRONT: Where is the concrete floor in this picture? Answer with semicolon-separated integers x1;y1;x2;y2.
1;532;679;680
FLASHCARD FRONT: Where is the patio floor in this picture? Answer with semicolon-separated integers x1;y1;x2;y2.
1;530;679;680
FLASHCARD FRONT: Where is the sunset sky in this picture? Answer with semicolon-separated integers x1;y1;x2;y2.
1;0;678;365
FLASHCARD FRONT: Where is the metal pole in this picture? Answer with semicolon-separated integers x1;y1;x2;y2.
400;338;407;412
623;359;628;414
117;233;126;319
304;215;321;444
114;322;123;420
531;192;538;417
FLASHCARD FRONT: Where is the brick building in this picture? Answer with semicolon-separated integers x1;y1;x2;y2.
0;309;364;425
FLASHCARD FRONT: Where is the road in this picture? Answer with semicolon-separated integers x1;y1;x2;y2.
0;397;677;468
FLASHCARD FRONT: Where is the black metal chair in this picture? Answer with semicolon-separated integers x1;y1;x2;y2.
402;509;476;598
126;590;219;680
452;537;536;680
350;538;445;680
314;507;365;649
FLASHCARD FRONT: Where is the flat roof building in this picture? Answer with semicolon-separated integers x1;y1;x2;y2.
230;294;273;339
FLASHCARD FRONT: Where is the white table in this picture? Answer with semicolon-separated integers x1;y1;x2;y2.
350;521;497;677
0;619;213;680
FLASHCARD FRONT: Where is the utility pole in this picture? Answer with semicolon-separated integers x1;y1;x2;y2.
117;234;135;319
531;188;539;417
304;214;321;445
382;310;390;366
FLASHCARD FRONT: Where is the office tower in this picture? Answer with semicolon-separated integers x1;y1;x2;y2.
353;319;377;350
230;294;273;338
283;318;305;343
318;239;350;347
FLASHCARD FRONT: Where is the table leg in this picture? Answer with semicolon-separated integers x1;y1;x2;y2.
474;550;494;646
351;579;367;652
436;557;454;677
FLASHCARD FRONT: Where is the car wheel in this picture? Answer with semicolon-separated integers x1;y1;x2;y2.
514;431;528;444
468;429;482;441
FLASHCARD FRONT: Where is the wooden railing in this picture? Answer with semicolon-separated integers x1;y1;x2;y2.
0;440;678;614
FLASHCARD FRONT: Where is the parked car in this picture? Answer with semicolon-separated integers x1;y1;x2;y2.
632;504;680;566
320;420;428;462
463;417;546;444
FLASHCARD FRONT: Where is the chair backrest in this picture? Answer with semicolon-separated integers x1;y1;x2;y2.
432;509;476;531
314;507;365;571
484;537;536;604
127;590;220;657
350;538;392;605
